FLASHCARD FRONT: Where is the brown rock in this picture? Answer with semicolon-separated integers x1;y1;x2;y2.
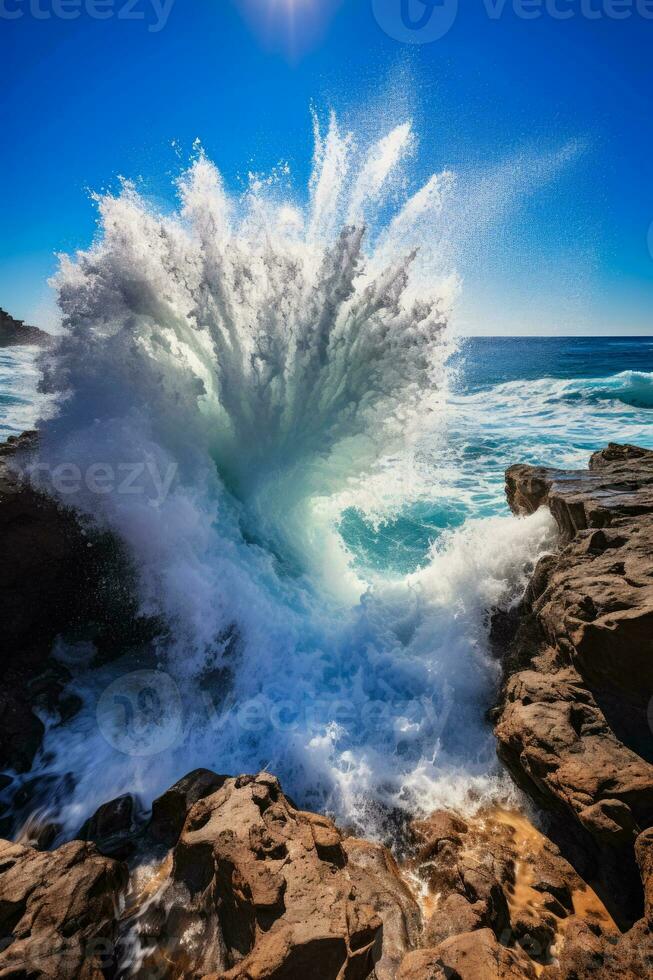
398;929;537;980
0;308;51;347
409;809;512;940
0;837;127;978
423;893;487;946
77;793;145;860
2;771;407;978
635;827;653;925
505;443;653;537
344;836;422;979
120;772;383;978
5;767;648;980
405;805;615;974
148;768;229;848
495;444;653;923
396;947;450;979
548;917;653;979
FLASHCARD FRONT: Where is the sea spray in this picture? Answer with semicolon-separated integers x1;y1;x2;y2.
41;112;456;629
24;113;561;833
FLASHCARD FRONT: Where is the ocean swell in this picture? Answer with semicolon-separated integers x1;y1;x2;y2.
566;370;653;409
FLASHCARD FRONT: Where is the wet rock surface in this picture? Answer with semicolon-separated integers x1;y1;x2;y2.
402;805;629;979
0;772;404;979
494;443;653;966
0;433;158;783
121;772;386;979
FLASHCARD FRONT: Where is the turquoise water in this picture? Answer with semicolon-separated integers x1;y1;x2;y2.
339;336;653;574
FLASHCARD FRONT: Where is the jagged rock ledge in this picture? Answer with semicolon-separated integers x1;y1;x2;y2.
3;767;651;979
494;444;653;933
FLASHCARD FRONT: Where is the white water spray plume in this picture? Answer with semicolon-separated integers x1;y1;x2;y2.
27;111;564;834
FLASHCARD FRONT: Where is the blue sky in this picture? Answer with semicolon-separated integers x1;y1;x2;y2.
1;0;652;334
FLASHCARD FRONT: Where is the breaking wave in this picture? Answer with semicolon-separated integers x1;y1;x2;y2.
564;370;653;410
18;113;564;834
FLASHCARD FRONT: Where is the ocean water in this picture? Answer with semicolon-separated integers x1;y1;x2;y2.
1;117;652;842
343;335;653;575
0;346;45;440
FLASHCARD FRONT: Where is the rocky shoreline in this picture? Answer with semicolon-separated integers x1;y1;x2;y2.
494;444;653;930
0;309;51;347
1;438;652;978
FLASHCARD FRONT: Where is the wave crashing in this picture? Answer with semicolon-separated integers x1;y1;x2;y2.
28;114;555;832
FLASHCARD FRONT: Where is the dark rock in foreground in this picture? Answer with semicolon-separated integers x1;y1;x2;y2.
0;433;158;780
495;444;653;928
0;308;51;347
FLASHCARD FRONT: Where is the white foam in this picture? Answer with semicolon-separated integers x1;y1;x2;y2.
25;113;565;833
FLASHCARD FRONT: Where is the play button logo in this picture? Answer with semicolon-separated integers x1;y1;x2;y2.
372;0;459;44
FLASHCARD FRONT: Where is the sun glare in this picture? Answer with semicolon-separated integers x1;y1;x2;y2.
236;0;341;57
